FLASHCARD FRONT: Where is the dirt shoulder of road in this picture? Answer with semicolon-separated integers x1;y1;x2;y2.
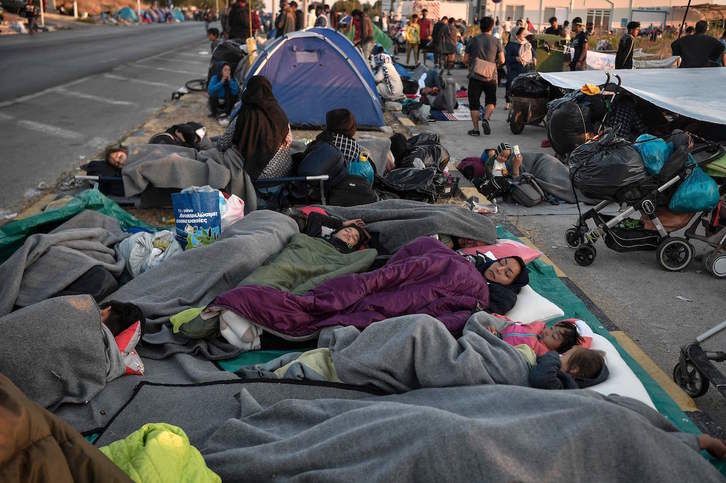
2;89;420;226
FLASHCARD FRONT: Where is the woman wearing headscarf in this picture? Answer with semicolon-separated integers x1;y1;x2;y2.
504;26;536;110
232;75;293;180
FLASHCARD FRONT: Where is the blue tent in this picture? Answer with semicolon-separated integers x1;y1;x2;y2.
115;6;138;22
245;28;384;129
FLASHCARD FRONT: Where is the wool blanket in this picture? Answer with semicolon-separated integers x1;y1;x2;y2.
240;313;531;392
0;295;124;409
121;144;256;209
197;385;723;482
104;210;298;330
213;237;489;339
325;199;497;254
0;210;127;316
238;233;377;294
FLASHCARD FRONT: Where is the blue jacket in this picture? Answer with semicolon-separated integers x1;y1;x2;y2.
207;75;240;98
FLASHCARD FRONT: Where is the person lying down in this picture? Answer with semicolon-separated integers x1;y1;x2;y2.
236;312;608;393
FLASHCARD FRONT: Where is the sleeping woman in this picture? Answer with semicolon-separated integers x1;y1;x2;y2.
464;253;530;314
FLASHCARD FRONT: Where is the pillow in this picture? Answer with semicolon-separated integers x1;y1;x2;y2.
459;239;542;264
505;285;564;324
588;333;654;408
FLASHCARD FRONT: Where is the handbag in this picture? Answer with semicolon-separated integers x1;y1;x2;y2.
473;57;497;81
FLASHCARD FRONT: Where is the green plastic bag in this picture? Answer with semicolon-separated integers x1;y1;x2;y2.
0;189;155;263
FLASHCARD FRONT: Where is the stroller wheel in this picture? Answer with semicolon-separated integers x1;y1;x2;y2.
673;360;710;398
657;237;694;272
509;111;525;135
705;250;726;278
574;245;596;266
565;228;581;248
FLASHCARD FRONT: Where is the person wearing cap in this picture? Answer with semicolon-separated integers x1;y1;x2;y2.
615;21;640;69
569;17;588;71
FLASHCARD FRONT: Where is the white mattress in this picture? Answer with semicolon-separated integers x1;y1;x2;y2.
586;333;655;408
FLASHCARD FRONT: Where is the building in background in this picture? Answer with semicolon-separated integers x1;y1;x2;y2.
471;0;726;32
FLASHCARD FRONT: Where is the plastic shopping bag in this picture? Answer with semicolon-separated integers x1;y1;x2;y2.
669;157;720;213
633;134;673;176
172;187;222;249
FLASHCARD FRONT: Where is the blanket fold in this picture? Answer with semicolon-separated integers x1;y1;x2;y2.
0;210;127;316
325;199;497;254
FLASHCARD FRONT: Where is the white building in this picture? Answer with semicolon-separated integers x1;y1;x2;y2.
474;0;726;31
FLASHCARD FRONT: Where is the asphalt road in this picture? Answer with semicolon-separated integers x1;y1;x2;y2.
426;66;726;429
0;22;212;213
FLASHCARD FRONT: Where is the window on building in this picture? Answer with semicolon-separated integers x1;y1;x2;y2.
586;9;612;32
544;7;555;22
505;5;525;22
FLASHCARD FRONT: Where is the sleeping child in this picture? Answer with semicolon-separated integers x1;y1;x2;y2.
494;319;583;356
236;312;608;393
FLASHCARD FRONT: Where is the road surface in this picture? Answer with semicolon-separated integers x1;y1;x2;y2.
0;22;212;212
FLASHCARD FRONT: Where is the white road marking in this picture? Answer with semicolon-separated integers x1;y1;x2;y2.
130;64;204;76
55;88;138;106
0;112;14;121
17;120;85;140
0;77;89;108
103;73;177;89
137;56;208;67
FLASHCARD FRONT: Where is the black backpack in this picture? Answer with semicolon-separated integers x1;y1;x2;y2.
328;175;379;207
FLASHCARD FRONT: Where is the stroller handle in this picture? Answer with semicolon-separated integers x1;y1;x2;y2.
696;320;726;344
690;143;726;169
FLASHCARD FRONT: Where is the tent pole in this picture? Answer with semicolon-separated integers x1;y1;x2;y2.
678;0;692;38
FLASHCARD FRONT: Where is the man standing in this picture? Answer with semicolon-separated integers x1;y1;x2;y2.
314;5;328;27
290;1;303;31
464;17;504;137
615;21;639;69
569;17;588;71
672;20;725;68
419;9;433;66
503;16;512;43
228;0;251;41
544;17;562;36
24;0;38;35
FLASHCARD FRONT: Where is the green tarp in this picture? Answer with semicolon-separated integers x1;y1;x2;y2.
347;24;394;53
0;190;156;264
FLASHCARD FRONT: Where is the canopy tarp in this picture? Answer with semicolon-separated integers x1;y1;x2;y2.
539;68;726;125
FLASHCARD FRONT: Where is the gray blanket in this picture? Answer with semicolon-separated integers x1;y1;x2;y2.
0;295;124;409
104;210;298;358
0;210;127;316
509;152;597;204
244;313;530;392
122;144;257;210
196;385;721;482
326;199;497;254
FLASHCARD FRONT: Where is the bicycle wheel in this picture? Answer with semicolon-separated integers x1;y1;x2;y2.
185;78;207;92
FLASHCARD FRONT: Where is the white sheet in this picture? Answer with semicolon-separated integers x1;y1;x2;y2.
540;68;726;125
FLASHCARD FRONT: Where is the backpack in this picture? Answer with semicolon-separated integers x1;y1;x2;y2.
508;173;546;207
328;175;379;206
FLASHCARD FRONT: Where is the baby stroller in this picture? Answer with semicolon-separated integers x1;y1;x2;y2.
674;320;726;398
565;131;726;275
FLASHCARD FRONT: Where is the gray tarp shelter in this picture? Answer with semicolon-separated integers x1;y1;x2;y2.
540;68;726;125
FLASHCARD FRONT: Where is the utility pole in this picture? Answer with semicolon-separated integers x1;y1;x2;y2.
39;0;45;27
137;0;142;21
73;0;77;18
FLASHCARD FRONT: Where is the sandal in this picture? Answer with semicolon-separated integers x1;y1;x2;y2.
467;129;480;137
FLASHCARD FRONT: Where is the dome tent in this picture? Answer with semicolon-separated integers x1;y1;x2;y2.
244;28;384;129
115;6;138;22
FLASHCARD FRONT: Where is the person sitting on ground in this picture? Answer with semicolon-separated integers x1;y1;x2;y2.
207;27;221;53
313;108;370;167
529;346;608;389
232;75;292;180
671;20;726;68
207;63;240;119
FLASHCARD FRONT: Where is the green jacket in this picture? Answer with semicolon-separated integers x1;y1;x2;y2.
100;423;220;483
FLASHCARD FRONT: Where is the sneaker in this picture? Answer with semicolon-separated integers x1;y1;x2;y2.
481;119;491;135
467;129;480;137
218;118;230;127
